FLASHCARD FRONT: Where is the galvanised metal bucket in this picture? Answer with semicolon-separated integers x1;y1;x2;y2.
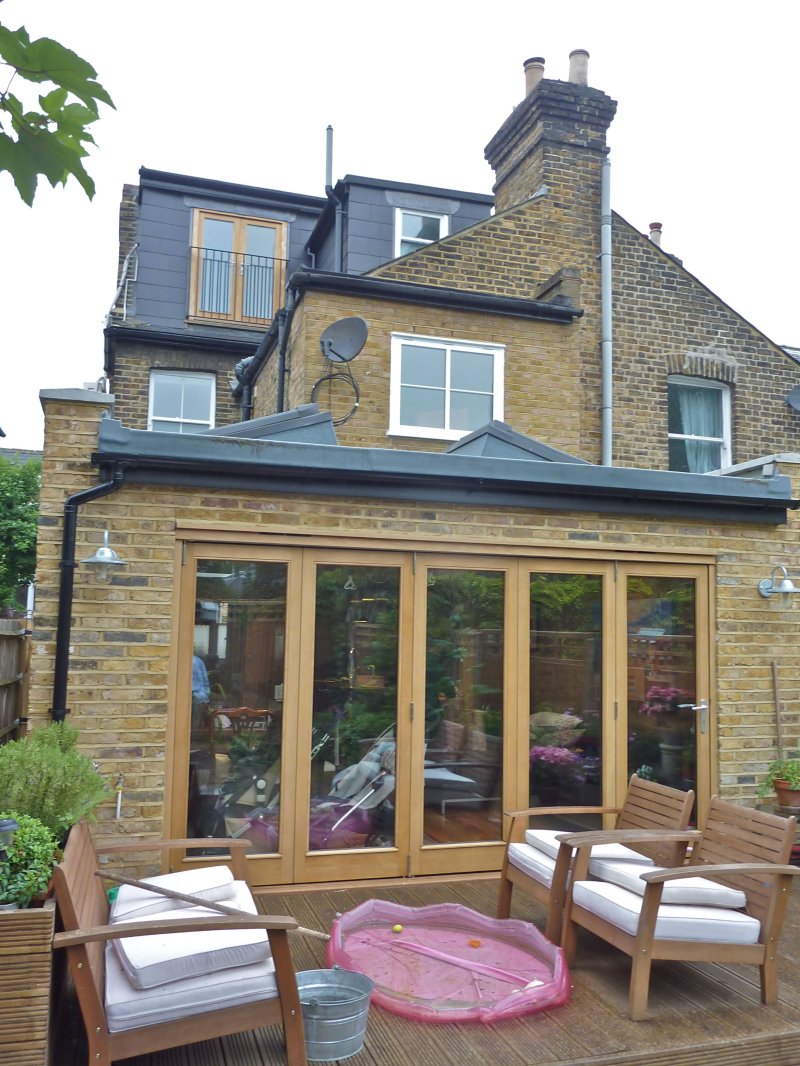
296;967;374;1062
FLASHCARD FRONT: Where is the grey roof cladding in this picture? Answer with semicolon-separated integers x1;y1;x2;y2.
93;415;796;525
447;421;589;464
199;404;338;444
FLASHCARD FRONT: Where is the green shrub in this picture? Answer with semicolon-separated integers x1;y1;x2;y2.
0;723;109;838
0;812;59;907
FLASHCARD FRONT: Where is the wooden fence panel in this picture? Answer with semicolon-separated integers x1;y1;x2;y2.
0;617;29;743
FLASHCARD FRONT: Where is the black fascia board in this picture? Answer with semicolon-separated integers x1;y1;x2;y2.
288;270;582;323
105;325;260;357
138;167;326;214
339;174;494;204
93;419;796;525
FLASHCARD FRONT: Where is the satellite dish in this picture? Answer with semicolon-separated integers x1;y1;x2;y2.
787;385;800;412
320;317;368;363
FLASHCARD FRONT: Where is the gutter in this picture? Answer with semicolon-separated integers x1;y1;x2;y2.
288;270;582;322
51;464;126;721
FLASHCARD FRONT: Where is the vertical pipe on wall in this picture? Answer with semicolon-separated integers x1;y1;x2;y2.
600;155;613;466
51;465;126;721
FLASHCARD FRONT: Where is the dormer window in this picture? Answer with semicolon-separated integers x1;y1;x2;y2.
394;209;448;257
189;210;287;325
668;376;731;472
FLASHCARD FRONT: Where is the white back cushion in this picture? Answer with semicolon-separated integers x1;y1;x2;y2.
588;857;748;908
110;865;236;921
112;880;269;989
525;828;654;865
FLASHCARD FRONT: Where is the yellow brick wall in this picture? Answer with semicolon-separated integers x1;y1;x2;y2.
111;345;243;430
30;394;800;852
254;288;585;457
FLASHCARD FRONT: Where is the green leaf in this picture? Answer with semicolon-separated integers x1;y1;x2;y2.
0;25;31;69
0;23;112;203
38;86;69;117
0;131;37;204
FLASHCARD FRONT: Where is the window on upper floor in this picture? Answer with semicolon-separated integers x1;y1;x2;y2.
189;210;287;325
394;209;449;257
667;376;731;472
149;370;216;433
389;334;504;441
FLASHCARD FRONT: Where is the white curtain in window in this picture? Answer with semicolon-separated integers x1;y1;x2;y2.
677;386;720;472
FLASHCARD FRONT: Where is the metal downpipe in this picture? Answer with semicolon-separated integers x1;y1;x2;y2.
50;464;125;721
600;155;613;466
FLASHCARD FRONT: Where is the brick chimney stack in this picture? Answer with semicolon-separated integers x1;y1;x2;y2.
484;50;617;214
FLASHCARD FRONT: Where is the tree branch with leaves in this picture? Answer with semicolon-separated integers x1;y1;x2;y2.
0;16;113;205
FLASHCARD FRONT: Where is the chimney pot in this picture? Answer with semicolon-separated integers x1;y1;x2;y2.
568;48;590;85
649;221;663;246
524;56;545;95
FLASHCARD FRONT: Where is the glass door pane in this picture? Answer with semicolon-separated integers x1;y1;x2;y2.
529;573;603;808
309;565;401;852
200;217;234;314
243;223;277;320
423;569;504;845
188;560;287;854
627;576;697;792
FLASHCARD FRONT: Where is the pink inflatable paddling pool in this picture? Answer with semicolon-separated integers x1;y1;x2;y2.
327;900;570;1024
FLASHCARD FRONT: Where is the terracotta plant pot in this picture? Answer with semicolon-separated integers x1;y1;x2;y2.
773;779;800;809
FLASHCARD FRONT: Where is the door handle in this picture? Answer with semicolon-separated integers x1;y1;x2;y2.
678;699;708;734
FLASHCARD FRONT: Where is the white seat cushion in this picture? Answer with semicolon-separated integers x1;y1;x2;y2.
587;857;748;908
110;865;236;921
508;842;558;888
112;880;270;989
572;880;761;944
525;828;655;865
105;940;277;1032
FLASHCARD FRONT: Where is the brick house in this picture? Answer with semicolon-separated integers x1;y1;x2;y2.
30;52;800;887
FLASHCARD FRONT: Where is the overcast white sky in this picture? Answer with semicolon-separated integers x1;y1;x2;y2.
1;0;798;450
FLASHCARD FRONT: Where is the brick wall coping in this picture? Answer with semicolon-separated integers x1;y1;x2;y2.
92;416;797;525
39;388;114;409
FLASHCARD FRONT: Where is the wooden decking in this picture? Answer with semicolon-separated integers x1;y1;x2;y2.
54;874;800;1065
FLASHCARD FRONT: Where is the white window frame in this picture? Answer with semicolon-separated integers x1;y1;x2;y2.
389;333;504;441
394;208;449;257
148;370;216;433
667;375;731;472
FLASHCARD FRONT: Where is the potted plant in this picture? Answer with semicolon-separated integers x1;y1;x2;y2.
0;725;108;1065
0;812;60;910
0;722;109;841
758;757;800;808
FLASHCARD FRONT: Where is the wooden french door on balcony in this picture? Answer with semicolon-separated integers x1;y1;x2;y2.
173;543;712;885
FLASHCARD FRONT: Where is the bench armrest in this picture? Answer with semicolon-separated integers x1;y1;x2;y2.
640;862;800;884
557;828;700;849
54;912;298;949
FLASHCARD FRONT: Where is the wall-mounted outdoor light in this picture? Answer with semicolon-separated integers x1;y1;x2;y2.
758;563;800;599
80;530;126;583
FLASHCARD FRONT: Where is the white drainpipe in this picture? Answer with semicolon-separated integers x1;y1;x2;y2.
600;155;613;466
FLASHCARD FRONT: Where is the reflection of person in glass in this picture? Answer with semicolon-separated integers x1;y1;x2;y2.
192;654;210;726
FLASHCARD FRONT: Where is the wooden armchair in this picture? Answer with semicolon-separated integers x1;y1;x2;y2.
560;796;800;1020
497;775;695;942
52;821;306;1065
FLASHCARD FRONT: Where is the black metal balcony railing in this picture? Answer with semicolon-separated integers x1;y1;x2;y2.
190;246;286;324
